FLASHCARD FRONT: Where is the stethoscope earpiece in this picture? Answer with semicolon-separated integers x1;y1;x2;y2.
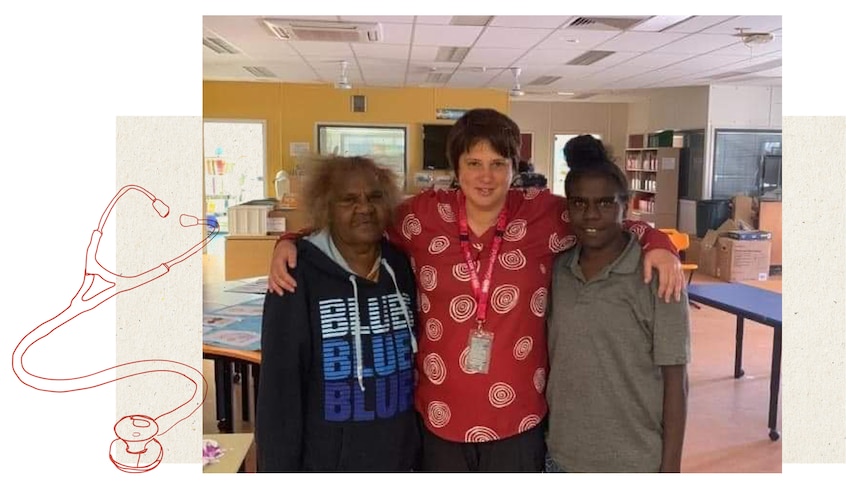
179;214;203;227
152;199;170;218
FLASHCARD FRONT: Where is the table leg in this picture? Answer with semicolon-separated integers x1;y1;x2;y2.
240;362;250;422
734;316;745;378
768;326;782;441
215;358;234;433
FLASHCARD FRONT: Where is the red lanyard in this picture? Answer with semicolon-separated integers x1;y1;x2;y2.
457;191;508;330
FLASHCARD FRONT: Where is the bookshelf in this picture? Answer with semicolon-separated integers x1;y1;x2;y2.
624;134;680;228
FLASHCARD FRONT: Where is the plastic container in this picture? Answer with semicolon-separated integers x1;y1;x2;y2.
696;199;732;238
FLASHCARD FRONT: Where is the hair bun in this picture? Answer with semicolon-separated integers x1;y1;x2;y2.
563;135;610;169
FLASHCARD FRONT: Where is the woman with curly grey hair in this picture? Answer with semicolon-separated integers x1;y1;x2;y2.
256;156;421;472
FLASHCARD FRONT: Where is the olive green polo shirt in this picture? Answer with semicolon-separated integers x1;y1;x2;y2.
546;234;691;472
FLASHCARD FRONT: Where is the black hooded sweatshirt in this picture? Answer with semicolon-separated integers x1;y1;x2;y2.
256;237;421;472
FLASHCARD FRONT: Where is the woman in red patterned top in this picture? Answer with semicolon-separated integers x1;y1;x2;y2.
267;109;683;472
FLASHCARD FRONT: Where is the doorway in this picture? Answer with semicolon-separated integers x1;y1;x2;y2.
203;120;266;254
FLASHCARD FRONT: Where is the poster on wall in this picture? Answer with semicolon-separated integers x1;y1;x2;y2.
436;108;469;120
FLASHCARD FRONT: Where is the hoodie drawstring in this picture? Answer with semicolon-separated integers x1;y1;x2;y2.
382;259;418;354
348;275;365;392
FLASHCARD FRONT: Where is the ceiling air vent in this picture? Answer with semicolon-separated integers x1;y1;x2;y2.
567;50;615;66
262;19;383;43
435;47;470;63
426;72;453;84
566;16;649;31
203;36;240;54
243;66;277;78
450;16;494;26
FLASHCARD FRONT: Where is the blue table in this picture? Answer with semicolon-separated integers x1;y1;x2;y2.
203;279;266;434
687;283;782;441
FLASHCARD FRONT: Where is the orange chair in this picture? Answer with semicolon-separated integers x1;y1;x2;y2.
659;228;700;308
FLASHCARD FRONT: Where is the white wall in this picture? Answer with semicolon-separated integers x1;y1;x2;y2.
627;86;710;133
510;101;629;178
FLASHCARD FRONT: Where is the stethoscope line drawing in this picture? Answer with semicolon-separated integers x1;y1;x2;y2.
11;184;220;473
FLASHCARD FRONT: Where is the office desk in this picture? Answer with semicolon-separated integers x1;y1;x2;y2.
203;279;265;433
687;283;782;441
203;433;255;473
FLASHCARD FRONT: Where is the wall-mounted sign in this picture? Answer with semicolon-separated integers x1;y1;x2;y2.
436;108;469;120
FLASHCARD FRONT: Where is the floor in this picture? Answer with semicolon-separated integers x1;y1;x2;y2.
201;248;782;473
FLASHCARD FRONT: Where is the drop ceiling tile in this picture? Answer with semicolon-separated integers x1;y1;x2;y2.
289;41;353;57
474;27;555;49
376;23;414;44
664;16;736;34
340;16;415;24
489;16;572;29
516;48;589;66
701;15;782;35
413;24;484;47
462;47;527;66
536;30;621;50
415;16;454;25
652;34;740;55
596;31;688;52
409;46;445;62
351;43;410;60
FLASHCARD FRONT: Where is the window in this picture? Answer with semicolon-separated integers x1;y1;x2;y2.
317;124;408;189
712;130;782;200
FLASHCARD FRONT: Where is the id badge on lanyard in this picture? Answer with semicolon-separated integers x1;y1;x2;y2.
458;191;507;375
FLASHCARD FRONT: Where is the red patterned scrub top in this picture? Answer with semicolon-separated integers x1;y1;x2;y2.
386;187;672;443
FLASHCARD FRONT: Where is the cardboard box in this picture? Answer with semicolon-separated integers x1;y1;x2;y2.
731;195;756;228
686;236;702;265
715;237;772;282
698;218;758;277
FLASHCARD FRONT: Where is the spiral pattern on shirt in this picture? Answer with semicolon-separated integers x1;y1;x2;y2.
428;236;450;255
419;265;438;291
465;426;500;443
488;382;516;408
503;219;527;242
530;287;547;317
401;213;421;240
519;414;541;433
423;353;446;385
426;318;443;341
427;401;451;428
490;284;519;314
533;367;546;393
498;249;526;271
513;336;533;360
437;203;456;223
449;294;477;323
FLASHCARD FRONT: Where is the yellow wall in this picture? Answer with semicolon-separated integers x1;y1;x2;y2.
203;81;510;195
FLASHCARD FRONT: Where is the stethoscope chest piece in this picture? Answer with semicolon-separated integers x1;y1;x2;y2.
109;415;163;473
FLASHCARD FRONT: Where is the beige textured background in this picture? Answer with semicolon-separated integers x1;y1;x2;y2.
782;117;846;462
116;117;203;463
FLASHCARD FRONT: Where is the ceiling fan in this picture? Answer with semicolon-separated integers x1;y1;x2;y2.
334;60;352;90
733;28;775;47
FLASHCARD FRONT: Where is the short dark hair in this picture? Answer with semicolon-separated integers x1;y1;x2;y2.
563;135;629;209
446;108;520;176
301;156;402;232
